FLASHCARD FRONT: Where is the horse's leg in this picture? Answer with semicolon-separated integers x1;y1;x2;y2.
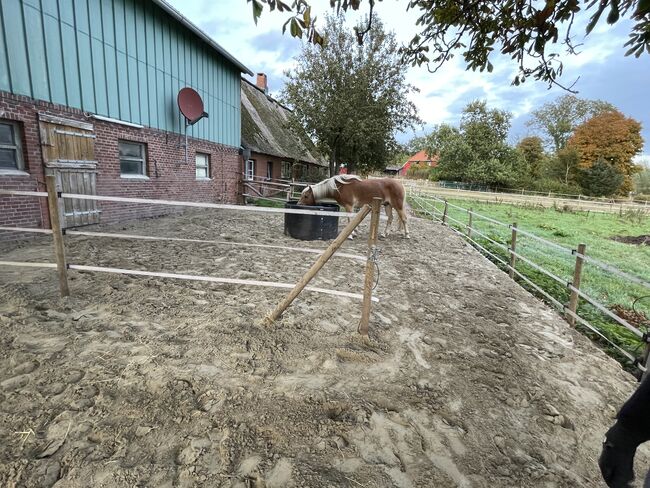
382;204;393;238
396;208;410;239
344;204;356;239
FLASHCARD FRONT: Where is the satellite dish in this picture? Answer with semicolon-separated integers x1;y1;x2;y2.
178;87;208;125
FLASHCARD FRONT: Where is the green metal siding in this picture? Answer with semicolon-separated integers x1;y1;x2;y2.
0;0;242;147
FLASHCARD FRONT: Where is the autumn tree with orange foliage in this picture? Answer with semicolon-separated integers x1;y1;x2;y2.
567;111;644;194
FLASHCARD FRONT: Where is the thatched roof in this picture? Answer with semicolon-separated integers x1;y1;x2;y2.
240;79;326;167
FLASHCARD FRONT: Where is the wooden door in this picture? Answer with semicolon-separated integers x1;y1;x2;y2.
39;114;101;228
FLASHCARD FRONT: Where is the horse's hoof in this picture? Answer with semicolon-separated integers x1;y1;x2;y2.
405;234;411;239
347;235;354;240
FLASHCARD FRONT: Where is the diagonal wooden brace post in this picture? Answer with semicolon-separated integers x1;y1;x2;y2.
46;175;70;297
265;204;371;323
358;197;382;336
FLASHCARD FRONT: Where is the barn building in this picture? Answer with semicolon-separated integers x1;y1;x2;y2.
240;74;326;183
385;150;439;176
0;0;251;237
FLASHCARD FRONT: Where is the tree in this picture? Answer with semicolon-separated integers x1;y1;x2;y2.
516;136;546;178
633;166;650;195
544;146;581;185
427;101;526;187
406;135;428;154
282;15;420;176
568;110;644;194
526;95;616;152
579;159;626;197
250;0;650;89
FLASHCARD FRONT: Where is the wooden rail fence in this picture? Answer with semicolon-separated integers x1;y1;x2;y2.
0;186;383;336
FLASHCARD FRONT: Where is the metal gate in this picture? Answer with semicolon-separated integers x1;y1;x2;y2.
39;114;100;228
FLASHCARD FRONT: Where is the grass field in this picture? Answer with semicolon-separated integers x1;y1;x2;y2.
409;194;650;371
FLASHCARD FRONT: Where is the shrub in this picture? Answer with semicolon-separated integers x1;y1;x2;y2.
406;162;433;179
578;158;625;197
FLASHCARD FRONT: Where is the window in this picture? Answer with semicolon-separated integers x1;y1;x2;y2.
0;120;24;172
196;152;210;179
281;161;292;179
266;161;273;180
245;159;255;180
119;140;147;176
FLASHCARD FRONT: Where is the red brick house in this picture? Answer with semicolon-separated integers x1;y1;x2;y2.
240;74;327;183
385;150;439;176
0;0;251;239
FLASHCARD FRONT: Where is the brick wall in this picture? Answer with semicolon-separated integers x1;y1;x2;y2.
0;91;242;241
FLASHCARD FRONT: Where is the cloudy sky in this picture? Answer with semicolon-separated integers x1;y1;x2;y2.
168;0;650;156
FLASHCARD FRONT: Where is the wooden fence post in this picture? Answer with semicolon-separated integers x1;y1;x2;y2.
442;200;448;225
266;205;371;323
358;198;381;336
566;243;586;327
467;208;473;238
643;344;650;381
508;222;517;279
45;175;70;297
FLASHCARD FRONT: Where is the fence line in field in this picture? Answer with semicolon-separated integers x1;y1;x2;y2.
401;179;650;207
404;183;650;215
1;181;384;336
409;190;650;374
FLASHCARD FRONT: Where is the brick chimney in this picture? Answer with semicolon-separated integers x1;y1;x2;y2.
256;73;268;94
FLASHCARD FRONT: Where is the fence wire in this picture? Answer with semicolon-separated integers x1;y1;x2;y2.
410;189;648;372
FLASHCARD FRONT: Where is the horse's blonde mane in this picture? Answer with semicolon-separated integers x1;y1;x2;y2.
308;175;362;201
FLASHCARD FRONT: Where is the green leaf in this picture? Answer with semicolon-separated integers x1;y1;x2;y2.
290;18;303;38
487;61;493;73
252;0;263;25
637;0;650;15
606;3;620;24
585;4;606;35
625;44;639;56
303;6;311;27
282;17;291;34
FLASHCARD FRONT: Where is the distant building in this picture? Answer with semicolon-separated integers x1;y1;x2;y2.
240;74;327;183
385;150;438;176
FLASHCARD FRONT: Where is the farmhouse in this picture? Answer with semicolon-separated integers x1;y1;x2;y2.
241;74;327;183
0;0;251;236
385;150;438;176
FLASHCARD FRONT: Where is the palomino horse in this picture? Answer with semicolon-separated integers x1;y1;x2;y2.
298;175;409;238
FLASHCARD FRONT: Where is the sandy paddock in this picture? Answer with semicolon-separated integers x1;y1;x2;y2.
0;209;647;487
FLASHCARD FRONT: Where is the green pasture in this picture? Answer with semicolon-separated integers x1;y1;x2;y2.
409;195;650;371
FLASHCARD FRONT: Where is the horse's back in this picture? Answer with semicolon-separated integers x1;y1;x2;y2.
344;177;405;207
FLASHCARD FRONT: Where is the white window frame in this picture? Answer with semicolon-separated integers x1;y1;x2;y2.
266;161;273;180
0;120;26;174
245;159;255;180
119;140;147;177
196;152;210;180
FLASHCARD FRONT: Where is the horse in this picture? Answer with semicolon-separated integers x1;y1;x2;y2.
599;374;650;487
298;175;409;238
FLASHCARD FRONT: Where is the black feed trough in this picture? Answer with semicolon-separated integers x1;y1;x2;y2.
284;200;339;240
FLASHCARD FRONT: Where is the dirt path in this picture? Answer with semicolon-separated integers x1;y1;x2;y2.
0;210;647;487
